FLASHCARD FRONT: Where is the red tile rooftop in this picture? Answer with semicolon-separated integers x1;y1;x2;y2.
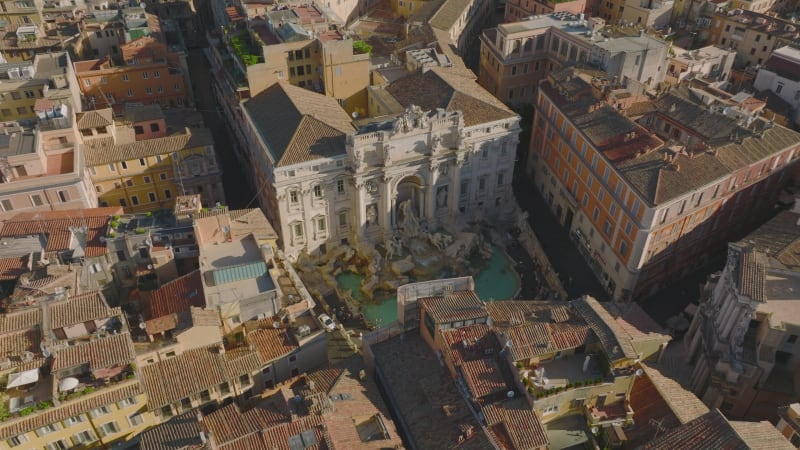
226;6;245;21
0;256;30;281
442;323;499;365
372;332;493;450
252;24;280;45
0;207;122;257
293;5;325;25
461;358;508;398
73;59;105;72
318;30;343;42
142;269;205;320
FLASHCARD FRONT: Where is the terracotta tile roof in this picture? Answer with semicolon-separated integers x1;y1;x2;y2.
638;409;748;450
233;415;331;450
75;109;113;130
486;301;574;325
740;210;800;269
222;348;262;379
483;398;549;450
418;290;487;323
503;321;592;361
242;82;355;168
730;420;795;449
385;66;516;127
51;332;136;371
83;128;214;166
138;411;207;450
460;358;507;398
429;0;472;31
626;363;685;448
572;296;636;361
304;366;345;395
545;74;800;206
246;325;298;364
0;208;122;257
15;267;77;294
146;307;220;335
140;345;257;408
441;324;500;365
639;363;708;424
604;302;670;341
145;314;178;334
48;291;116;330
371;332;493;450
144;270;205;320
316;356;403;449
0;256;30;281
486;301;593;361
0;380;141;440
203;400;290;446
738;246;767;302
0;308;42;334
0;327;41;360
217;432;270;450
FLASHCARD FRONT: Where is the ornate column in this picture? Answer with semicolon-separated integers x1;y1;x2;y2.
382;176;393;234
449;159;460;216
721;301;742;341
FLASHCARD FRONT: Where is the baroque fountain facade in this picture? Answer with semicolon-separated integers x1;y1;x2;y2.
283;105;521;309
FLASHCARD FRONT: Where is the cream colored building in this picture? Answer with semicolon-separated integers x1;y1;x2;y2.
242;65;519;260
79;106;225;212
708;8;800;69
0;52;80;121
479;14;668;105
0;290;154;450
665;45;736;85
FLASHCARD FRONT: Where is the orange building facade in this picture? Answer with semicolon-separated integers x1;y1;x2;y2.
527;67;800;301
74;37;192;112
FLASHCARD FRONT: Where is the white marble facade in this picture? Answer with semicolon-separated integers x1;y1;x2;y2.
274;106;520;259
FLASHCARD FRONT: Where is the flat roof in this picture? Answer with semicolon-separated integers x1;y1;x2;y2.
0;125;36;158
201;235;276;305
372;332;493;450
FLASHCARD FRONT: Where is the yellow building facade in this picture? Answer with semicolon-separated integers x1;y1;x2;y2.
77;107;225;213
0;382;156;450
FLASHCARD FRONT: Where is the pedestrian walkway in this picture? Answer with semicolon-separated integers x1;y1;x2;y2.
513;175;610;301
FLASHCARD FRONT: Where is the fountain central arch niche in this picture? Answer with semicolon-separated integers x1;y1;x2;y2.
394;175;424;227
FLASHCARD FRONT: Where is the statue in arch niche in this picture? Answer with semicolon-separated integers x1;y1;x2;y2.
399;200;420;237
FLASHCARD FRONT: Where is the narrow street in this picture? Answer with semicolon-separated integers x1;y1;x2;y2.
186;48;255;209
513;174;610;302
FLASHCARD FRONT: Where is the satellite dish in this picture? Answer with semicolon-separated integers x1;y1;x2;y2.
351;111;359;119
506;390;515;398
147;264;153;270
139;322;147;329
635;368;644;377
42;350;51;358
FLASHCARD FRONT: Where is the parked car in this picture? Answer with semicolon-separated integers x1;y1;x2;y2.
318;314;336;332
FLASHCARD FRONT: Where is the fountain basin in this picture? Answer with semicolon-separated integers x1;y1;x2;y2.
336;245;520;327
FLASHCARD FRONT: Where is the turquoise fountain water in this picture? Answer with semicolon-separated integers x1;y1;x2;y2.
336;245;520;326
